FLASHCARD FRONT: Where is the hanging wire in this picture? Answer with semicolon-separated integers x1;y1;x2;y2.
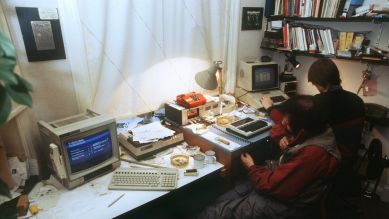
357;63;373;95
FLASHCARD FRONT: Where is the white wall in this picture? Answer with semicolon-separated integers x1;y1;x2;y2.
238;0;274;62
1;0;79;122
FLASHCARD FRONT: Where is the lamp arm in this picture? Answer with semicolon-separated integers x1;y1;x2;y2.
218;66;223;115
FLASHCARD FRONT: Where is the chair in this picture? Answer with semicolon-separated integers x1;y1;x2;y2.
325;138;387;218
358;138;388;199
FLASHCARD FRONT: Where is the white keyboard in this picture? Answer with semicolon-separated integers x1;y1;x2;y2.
108;167;178;191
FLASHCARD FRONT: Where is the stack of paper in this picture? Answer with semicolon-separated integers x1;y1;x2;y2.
116;117;143;134
132;121;175;143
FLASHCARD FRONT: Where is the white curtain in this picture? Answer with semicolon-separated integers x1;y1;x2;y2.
58;0;240;117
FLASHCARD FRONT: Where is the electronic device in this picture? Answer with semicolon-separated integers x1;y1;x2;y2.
238;61;279;92
280;81;297;95
235;87;289;109
237;61;289;109
176;92;207;108
226;117;272;138
165;100;219;125
261;55;271;62
108;167;178;191
184;169;198;176
118;121;184;160
38;109;120;189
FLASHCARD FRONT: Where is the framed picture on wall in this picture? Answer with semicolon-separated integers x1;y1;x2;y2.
241;7;263;30
16;7;66;62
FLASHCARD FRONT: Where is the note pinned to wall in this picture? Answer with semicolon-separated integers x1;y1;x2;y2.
38;8;59;20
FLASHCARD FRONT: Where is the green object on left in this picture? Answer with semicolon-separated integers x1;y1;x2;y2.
0;28;33;125
0;27;32;219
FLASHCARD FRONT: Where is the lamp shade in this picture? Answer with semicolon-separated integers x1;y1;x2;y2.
288;55;300;69
195;64;218;90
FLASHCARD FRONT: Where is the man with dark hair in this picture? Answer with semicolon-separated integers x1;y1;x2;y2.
196;95;340;219
307;58;365;212
307;58;365;165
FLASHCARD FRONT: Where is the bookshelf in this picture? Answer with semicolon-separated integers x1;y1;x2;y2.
267;16;389;22
262;0;389;64
261;6;389;65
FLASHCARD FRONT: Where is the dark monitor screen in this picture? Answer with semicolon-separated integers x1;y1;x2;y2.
65;129;113;173
252;64;278;91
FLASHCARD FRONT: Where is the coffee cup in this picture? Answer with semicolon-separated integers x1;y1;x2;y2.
205;150;216;164
193;154;205;169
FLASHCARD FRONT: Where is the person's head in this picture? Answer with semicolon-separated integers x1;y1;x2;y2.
279;95;327;138
308;58;341;93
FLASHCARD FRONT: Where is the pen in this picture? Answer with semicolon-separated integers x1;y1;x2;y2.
108;193;125;207
215;137;230;145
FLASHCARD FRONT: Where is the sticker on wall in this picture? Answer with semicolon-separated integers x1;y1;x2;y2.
16;7;66;62
38;8;59;20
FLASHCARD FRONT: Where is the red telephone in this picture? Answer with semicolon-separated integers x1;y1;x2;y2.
176;92;206;108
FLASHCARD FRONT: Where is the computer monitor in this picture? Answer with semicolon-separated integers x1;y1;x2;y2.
237;61;279;92
38;109;120;189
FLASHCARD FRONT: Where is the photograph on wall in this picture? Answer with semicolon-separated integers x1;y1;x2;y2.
241;7;263;30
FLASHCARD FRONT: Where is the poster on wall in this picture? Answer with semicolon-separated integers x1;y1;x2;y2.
15;7;66;62
241;7;263;30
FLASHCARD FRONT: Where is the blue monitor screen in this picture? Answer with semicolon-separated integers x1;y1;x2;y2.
65;129;113;173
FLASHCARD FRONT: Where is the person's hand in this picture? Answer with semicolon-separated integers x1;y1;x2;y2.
279;136;290;150
260;96;273;110
241;152;255;169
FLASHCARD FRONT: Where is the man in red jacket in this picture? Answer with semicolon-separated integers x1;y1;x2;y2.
197;95;340;219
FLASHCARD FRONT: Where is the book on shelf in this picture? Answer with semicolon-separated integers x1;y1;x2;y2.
352;33;364;50
338;32;347;51
345;32;354;50
279;23;335;55
270;0;348;18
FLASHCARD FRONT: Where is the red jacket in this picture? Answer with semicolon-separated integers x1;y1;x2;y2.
248;145;338;201
248;107;339;201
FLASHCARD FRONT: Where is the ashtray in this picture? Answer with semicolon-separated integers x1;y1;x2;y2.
216;115;235;126
170;154;189;168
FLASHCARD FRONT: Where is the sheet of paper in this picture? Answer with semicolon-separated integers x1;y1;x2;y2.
116;117;143;134
132;121;175;143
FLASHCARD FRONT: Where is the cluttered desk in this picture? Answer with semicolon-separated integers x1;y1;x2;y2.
13;92;277;218
26;146;223;218
2;59;291;218
1;109;222;218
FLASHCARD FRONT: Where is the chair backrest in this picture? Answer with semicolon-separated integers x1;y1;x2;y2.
366;138;383;180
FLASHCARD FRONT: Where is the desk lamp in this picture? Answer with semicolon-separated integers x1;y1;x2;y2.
287;53;300;69
195;61;224;115
280;53;300;82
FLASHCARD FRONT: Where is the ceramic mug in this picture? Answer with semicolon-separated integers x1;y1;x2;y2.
205;150;216;164
193;154;205;169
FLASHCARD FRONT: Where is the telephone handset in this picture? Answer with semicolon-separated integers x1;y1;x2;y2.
176;92;206;108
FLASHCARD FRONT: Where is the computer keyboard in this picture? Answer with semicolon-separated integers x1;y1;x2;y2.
270;95;286;103
240;120;270;132
108;167;178;191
